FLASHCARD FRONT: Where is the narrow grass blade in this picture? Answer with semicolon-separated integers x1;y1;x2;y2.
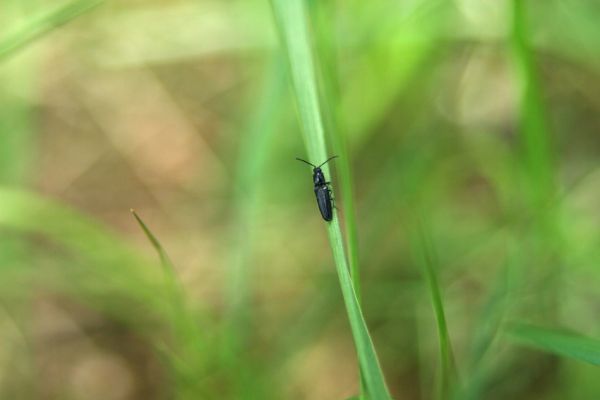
0;188;149;273
131;209;173;271
0;2;40;185
227;57;287;320
223;57;288;399
0;65;34;185
270;1;391;398
130;208;195;333
457;244;518;400
329;226;391;400
510;0;555;206
0;3;37;306
130;210;209;396
510;0;563;327
0;0;104;61
408;215;457;398
306;6;367;393
307;0;362;301
509;324;600;366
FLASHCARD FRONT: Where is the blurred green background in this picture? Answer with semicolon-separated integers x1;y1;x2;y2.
1;0;599;399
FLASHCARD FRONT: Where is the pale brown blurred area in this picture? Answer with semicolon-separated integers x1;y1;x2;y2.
31;300;160;400
34;17;241;288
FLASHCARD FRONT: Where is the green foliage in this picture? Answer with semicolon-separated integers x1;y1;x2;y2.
0;0;104;61
509;324;600;366
0;0;599;399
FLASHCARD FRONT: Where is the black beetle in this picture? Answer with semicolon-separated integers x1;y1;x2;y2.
296;155;338;221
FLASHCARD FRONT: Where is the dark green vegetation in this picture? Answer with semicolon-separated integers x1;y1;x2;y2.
0;0;599;399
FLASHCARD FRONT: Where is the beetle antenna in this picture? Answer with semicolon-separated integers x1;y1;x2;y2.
296;157;316;168
318;155;339;168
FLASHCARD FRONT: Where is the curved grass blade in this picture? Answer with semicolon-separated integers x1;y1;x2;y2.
131;209;173;271
270;0;391;398
509;324;600;366
130;209;209;396
130;209;203;334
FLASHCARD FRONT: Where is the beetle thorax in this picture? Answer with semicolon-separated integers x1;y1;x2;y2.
313;168;326;185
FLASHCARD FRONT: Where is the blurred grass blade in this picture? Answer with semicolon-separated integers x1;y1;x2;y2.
227;57;287;320
130;209;209;397
0;0;104;61
270;0;391;398
410;216;457;398
0;188;150;273
130;208;194;324
131;209;173;270
0;63;34;185
510;0;563;326
457;245;518;400
509;324;600;366
223;56;288;399
0;187;171;325
510;0;555;204
0;3;38;290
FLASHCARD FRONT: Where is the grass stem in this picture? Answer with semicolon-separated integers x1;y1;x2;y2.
270;1;391;398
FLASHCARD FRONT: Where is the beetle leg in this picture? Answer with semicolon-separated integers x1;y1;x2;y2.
328;188;338;210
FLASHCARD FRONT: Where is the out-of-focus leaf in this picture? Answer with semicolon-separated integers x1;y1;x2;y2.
0;0;104;61
509;324;600;366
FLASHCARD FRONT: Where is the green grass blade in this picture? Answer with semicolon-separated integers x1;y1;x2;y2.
130;210;209;398
306;7;367;393
130;208;202;332
409;216;457;398
509;324;600;366
510;0;555;206
0;188;147;271
0;65;34;185
510;0;563;327
0;3;38;306
131;209;173;271
0;0;104;61
270;1;391;398
329;223;391;400
456;247;518;400
0;3;39;185
307;0;362;301
227;57;287;321
222;57;288;399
